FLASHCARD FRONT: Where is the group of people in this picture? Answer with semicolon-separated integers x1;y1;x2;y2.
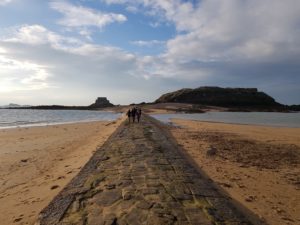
126;107;142;123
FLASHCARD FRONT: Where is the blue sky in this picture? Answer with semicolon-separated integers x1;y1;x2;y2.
0;0;299;105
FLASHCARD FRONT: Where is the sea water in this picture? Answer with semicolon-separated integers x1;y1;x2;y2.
0;109;122;129
152;112;300;128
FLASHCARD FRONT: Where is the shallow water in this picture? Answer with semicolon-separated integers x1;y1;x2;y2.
0;109;122;128
152;112;300;128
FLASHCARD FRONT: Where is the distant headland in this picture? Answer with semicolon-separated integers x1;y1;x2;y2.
1;87;299;112
2;97;114;110
154;86;298;112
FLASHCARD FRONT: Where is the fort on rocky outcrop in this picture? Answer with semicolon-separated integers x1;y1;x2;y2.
155;86;282;108
89;97;114;108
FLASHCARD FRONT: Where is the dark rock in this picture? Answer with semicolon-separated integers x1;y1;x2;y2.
13;217;23;222
89;97;114;108
206;147;217;156
219;182;232;188
50;185;59;190
155;86;283;109
122;191;132;200
104;214;118;225
237;184;245;188
288;104;300;111
105;184;116;190
245;196;255;202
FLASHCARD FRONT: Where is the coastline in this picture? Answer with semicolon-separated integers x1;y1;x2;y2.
174;118;300;129
0;108;122;130
0;118;121;130
151;112;300;128
169;118;300;225
0;118;124;225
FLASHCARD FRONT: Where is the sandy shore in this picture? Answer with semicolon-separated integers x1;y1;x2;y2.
0;118;123;225
170;119;300;225
141;103;226;114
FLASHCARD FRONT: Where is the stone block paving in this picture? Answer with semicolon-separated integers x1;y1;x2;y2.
38;116;259;225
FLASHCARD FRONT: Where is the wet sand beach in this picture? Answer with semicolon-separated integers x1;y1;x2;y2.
170;119;300;225
0;119;123;225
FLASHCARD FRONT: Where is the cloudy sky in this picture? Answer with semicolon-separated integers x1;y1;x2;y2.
0;0;299;105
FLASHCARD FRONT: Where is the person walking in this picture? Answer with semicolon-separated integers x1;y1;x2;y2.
137;107;142;123
126;109;132;123
131;107;136;123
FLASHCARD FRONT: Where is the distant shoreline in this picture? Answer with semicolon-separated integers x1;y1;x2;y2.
0;109;122;129
0;119;118;130
1;106;101;110
2;102;299;113
151;111;300;128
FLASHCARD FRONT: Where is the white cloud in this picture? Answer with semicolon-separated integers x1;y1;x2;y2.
0;55;52;92
125;5;138;13
4;25;60;45
102;0;127;4
0;0;12;6
50;1;127;29
0;24;160;104
2;24;135;63
102;0;300;62
162;0;300;72
131;40;165;47
3;24;83;50
149;21;161;28
78;28;93;40
168;0;300;59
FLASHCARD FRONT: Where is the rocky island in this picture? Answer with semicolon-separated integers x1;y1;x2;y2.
89;97;114;108
154;86;289;111
156;87;281;107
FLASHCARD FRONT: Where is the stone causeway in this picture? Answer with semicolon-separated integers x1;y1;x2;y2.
37;115;262;225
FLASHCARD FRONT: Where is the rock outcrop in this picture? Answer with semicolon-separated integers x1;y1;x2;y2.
289;104;300;111
155;86;282;108
89;97;114;108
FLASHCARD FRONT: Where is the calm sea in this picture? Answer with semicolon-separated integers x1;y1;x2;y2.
152;112;300;128
0;109;122;129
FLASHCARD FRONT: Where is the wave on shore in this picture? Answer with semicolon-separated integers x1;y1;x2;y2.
0;109;122;129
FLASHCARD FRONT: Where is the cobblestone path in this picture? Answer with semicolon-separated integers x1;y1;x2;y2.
38;115;260;225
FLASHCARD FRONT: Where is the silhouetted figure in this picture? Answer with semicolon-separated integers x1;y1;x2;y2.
126;109;132;123
137;108;142;123
131;107;137;123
